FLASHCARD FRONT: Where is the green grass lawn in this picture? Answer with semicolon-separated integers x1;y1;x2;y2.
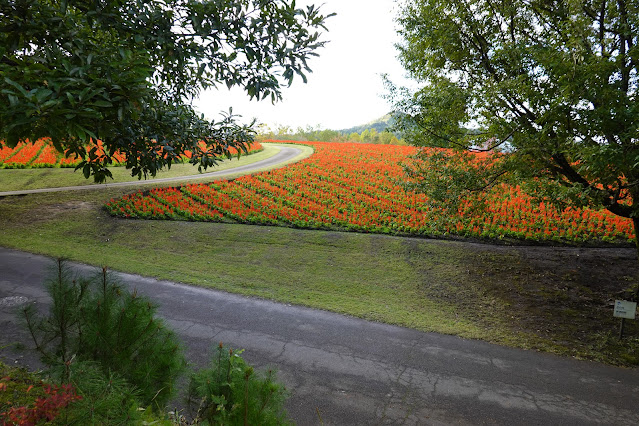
1;181;638;365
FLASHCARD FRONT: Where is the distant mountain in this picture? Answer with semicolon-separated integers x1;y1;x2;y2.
339;113;396;135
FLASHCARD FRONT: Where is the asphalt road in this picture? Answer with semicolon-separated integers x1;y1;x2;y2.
0;143;306;197
1;247;638;425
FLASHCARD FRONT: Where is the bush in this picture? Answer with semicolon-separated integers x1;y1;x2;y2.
49;361;148;425
22;259;186;410
0;362;81;425
0;360;170;425
188;343;290;426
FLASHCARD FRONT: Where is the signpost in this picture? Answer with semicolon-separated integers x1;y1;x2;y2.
614;300;637;319
614;300;637;339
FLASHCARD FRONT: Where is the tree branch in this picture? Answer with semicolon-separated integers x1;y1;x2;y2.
469;126;520;152
467;169;509;192
552;151;634;217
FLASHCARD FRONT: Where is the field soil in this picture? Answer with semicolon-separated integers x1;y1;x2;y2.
431;241;639;364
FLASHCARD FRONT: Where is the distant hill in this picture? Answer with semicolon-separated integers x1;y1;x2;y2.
339;114;395;135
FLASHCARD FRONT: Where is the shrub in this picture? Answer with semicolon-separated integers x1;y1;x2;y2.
2;382;81;425
0;362;81;425
22;259;186;410
188;343;291;426
18;259;289;424
49;361;147;425
0;360;168;425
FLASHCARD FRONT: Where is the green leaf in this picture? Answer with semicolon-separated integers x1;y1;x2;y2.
66;92;76;107
35;88;53;103
92;100;113;108
41;100;59;109
3;77;29;97
74;125;87;141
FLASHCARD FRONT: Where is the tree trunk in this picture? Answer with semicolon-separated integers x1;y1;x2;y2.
633;216;639;301
632;216;639;302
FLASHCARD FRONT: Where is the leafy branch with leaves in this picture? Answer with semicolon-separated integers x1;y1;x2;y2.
0;0;333;182
390;0;639;246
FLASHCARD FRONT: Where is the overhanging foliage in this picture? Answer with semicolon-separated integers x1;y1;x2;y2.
391;0;639;227
0;0;332;182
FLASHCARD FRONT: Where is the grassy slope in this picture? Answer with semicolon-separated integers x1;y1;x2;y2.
2;183;638;365
0;143;308;192
0;188;483;335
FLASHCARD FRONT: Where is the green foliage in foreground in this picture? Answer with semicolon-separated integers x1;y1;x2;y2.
0;360;167;425
188;344;290;425
22;259;186;408
50;361;146;425
5;257;291;424
0;0;332;182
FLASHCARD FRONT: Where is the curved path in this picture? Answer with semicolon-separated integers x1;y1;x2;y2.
0;143;307;197
1;247;639;425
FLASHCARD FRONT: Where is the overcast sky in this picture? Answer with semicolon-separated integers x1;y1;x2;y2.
193;0;412;131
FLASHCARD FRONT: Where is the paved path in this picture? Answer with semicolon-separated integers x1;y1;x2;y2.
0;143;306;197
1;247;638;425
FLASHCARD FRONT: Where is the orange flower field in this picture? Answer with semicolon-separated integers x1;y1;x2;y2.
105;141;635;244
0;138;126;168
0;139;262;169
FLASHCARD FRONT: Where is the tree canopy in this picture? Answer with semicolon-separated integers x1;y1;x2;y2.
390;0;639;238
0;0;332;182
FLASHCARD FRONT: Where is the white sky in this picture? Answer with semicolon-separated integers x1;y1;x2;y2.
193;0;411;131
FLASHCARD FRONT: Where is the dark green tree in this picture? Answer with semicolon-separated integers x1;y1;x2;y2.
23;260;186;409
390;0;639;249
0;0;332;182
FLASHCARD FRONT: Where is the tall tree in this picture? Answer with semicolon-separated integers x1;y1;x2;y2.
361;128;379;143
0;0;332;182
391;0;639;249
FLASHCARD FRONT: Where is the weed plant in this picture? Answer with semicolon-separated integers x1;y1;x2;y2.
0;360;170;425
49;361;147;425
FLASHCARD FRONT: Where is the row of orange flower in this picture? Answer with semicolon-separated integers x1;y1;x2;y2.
0;139;262;169
105;141;635;244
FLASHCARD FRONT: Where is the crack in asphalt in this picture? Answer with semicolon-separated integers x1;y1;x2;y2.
378;339;419;424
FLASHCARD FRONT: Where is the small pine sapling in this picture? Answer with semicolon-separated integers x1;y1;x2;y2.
188;343;291;426
22;259;186;410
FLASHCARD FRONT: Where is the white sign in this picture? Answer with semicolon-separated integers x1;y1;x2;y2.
613;300;637;319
